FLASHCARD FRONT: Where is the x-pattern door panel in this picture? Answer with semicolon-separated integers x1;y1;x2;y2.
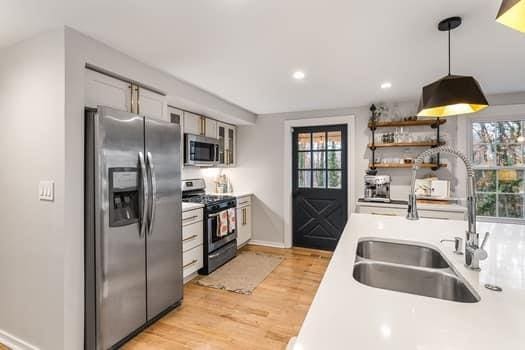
292;125;348;251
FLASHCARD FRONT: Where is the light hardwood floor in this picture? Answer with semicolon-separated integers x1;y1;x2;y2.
125;245;332;350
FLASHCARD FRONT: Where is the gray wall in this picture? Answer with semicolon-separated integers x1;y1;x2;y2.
0;26;257;350
228;94;525;246
0;29;66;349
63;27;256;350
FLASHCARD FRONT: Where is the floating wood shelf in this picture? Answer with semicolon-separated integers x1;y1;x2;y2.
368;141;444;149
370;163;448;169
368;119;447;129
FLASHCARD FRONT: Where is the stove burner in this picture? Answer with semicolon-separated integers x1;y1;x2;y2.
182;194;236;205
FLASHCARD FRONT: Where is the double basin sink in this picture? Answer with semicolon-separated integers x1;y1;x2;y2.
353;239;480;303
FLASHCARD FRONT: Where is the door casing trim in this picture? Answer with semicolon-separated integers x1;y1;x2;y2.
283;116;356;248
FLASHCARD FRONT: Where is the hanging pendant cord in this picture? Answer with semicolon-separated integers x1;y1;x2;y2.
448;24;451;76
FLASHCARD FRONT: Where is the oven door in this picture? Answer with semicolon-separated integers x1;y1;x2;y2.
184;134;219;166
207;210;237;252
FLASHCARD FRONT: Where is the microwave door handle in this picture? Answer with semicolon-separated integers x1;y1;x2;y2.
147;152;157;236
214;144;219;162
138;152;149;238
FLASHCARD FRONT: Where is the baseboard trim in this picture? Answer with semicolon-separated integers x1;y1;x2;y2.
248;240;286;249
0;329;39;350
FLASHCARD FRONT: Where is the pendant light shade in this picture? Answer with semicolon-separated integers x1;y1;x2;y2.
496;0;525;33
417;17;489;118
417;75;489;117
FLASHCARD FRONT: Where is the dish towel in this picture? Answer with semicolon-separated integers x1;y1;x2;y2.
228;208;236;233
218;210;229;237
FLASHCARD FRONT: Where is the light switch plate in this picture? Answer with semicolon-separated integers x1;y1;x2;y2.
39;181;55;201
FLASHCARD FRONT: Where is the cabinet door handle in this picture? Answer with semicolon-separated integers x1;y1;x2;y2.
243;208;247;225
183;215;198;222
183;259;198;269
371;212;397;216
183;234;198;242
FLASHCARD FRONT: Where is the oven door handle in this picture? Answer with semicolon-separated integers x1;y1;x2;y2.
208;212;221;218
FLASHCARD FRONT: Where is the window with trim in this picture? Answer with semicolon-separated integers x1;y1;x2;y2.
471;120;525;220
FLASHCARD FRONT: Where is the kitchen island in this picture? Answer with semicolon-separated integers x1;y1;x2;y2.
293;213;525;350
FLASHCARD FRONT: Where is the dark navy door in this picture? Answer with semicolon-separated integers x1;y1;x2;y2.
292;125;348;251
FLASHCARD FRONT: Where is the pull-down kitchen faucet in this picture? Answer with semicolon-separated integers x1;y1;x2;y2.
407;146;489;270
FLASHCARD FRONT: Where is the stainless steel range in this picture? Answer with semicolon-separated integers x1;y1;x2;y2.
182;179;237;274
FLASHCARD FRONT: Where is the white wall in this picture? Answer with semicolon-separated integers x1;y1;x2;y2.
0;29;66;350
229;94;525;245
0;25;257;350
226;102;455;245
63;26;257;350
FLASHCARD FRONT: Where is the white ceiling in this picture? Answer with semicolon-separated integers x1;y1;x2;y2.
1;0;524;114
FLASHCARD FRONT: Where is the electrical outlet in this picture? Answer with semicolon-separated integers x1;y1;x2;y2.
39;181;54;201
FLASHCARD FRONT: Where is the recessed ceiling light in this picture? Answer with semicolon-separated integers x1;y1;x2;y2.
381;82;392;89
293;71;305;80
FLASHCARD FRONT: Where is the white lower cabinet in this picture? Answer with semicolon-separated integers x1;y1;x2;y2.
236;195;252;247
356;204;466;220
182;208;204;281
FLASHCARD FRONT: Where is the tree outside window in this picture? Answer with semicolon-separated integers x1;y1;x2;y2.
472;120;525;220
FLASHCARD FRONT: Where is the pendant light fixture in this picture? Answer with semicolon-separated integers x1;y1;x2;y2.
496;0;525;33
417;17;489;118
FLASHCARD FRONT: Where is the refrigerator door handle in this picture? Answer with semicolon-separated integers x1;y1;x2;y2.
147;151;158;236
139;152;149;238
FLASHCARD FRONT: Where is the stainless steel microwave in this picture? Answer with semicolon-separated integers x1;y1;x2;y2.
184;133;219;166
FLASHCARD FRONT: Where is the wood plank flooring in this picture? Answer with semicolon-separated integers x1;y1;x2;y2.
125;245;332;350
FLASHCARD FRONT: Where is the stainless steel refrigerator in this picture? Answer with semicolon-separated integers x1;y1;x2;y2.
85;106;183;350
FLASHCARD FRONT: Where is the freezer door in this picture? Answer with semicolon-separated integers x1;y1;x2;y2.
145;117;183;320
90;106;147;349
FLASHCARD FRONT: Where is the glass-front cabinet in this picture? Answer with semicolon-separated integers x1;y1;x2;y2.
217;122;236;167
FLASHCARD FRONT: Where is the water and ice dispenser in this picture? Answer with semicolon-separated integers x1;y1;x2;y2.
108;168;140;227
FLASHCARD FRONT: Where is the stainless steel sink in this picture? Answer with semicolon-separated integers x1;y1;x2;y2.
353;239;480;303
356;240;449;268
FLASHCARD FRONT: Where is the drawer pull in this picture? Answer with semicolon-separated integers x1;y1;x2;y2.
183;215;198;221
371;212;397;216
183;234;198;242
183;259;198;269
238;201;249;206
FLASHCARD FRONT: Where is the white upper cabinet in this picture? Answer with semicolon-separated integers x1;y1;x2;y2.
217;122;236;167
139;88;168;121
184;112;202;135
85;69;131;112
204;118;217;139
85;68;167;120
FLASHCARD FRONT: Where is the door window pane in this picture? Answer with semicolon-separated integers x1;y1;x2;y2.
498;194;524;218
327;151;341;169
298;171;311;188
312;151;326;169
312;171;326;188
298;133;311;150
328;171;342;189
327;131;342;150
312;132;326;150
475;170;496;192
476;193;497;217
298;152;311;169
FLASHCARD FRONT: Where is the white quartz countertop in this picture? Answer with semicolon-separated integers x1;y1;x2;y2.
294;213;525;350
182;202;204;212
357;199;467;212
